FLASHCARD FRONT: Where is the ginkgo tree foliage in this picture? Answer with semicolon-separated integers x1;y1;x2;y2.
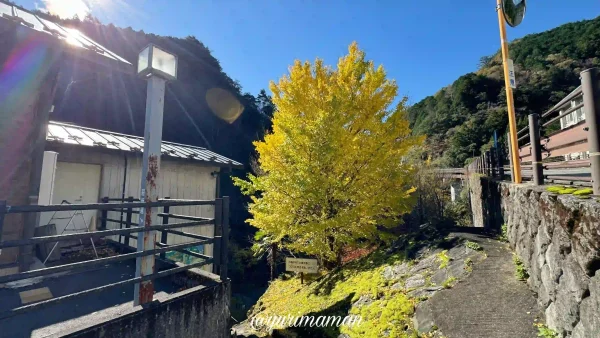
234;42;423;265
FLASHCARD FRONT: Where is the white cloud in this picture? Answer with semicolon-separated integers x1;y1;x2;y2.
40;0;90;19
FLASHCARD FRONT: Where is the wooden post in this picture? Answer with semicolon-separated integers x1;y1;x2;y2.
300;272;304;285
160;197;170;259
581;68;600;195
529;114;544;185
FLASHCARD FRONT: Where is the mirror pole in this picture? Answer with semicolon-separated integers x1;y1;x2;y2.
497;0;522;184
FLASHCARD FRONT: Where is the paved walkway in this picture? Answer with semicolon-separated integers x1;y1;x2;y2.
427;230;540;338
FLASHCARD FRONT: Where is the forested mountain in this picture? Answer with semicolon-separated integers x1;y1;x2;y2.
408;16;600;167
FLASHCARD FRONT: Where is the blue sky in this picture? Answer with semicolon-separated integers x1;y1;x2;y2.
17;0;600;102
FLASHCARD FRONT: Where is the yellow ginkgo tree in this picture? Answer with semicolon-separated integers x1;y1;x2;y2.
234;42;423;266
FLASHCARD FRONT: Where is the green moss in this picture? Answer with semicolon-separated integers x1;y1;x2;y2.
535;323;559;338
425;275;434;287
345;292;414;338
436;250;450;269
513;254;529;281
465;240;483;251
246;245;431;337
442;276;458;289
497;224;508;242
464;258;474;272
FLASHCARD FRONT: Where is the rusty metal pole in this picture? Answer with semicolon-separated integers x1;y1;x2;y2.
221;196;230;281
213;198;223;277
528;114;544;186
581;68;600;195
134;75;167;306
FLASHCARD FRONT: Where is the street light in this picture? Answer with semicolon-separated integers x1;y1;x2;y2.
137;44;178;81
133;44;178;306
497;0;526;183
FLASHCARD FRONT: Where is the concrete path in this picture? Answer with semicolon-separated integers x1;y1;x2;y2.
426;230;541;338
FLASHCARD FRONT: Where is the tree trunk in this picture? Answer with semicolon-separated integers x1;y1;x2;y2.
269;243;277;281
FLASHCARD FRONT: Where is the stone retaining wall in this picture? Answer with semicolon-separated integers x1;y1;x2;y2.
469;176;600;338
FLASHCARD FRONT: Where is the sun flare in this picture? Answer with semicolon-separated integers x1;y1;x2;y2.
40;0;91;19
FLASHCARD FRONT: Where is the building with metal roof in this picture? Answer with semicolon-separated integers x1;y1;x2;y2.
39;120;241;268
47;121;242;168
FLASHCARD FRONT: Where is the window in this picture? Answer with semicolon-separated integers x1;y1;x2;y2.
573;97;585;123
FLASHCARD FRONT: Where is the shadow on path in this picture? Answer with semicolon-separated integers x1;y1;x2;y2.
423;230;541;338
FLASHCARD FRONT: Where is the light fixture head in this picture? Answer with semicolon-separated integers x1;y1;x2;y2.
137;43;178;81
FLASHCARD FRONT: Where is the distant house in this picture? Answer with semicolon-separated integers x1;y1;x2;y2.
39;120;242;266
558;95;588;160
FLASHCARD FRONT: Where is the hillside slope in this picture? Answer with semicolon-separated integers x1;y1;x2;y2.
408;16;600;167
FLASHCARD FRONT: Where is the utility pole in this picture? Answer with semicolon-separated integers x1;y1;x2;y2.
496;0;525;183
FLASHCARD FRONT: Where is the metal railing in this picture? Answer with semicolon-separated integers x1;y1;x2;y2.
466;68;600;194
436;168;468;179
512;68;600;192
466;145;506;180
0;196;229;320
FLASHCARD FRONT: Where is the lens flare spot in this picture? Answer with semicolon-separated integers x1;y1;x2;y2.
206;88;243;124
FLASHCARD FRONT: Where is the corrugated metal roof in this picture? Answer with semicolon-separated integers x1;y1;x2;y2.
47;121;243;168
0;1;132;73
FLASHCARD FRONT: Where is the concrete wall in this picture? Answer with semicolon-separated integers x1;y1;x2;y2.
46;143;219;262
36;280;231;338
469;176;600;338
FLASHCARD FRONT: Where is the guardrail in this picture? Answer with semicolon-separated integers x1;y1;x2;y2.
0;197;229;320
511;68;600;193
465;68;600;194
436;168;468;179
466;145;506;180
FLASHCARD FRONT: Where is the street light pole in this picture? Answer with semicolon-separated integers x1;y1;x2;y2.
134;44;178;306
497;0;522;183
133;74;166;306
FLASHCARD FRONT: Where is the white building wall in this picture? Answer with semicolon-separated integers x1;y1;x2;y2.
47;144;218;267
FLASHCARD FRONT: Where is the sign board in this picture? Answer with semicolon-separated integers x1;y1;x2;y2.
286;258;318;274
507;59;517;89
